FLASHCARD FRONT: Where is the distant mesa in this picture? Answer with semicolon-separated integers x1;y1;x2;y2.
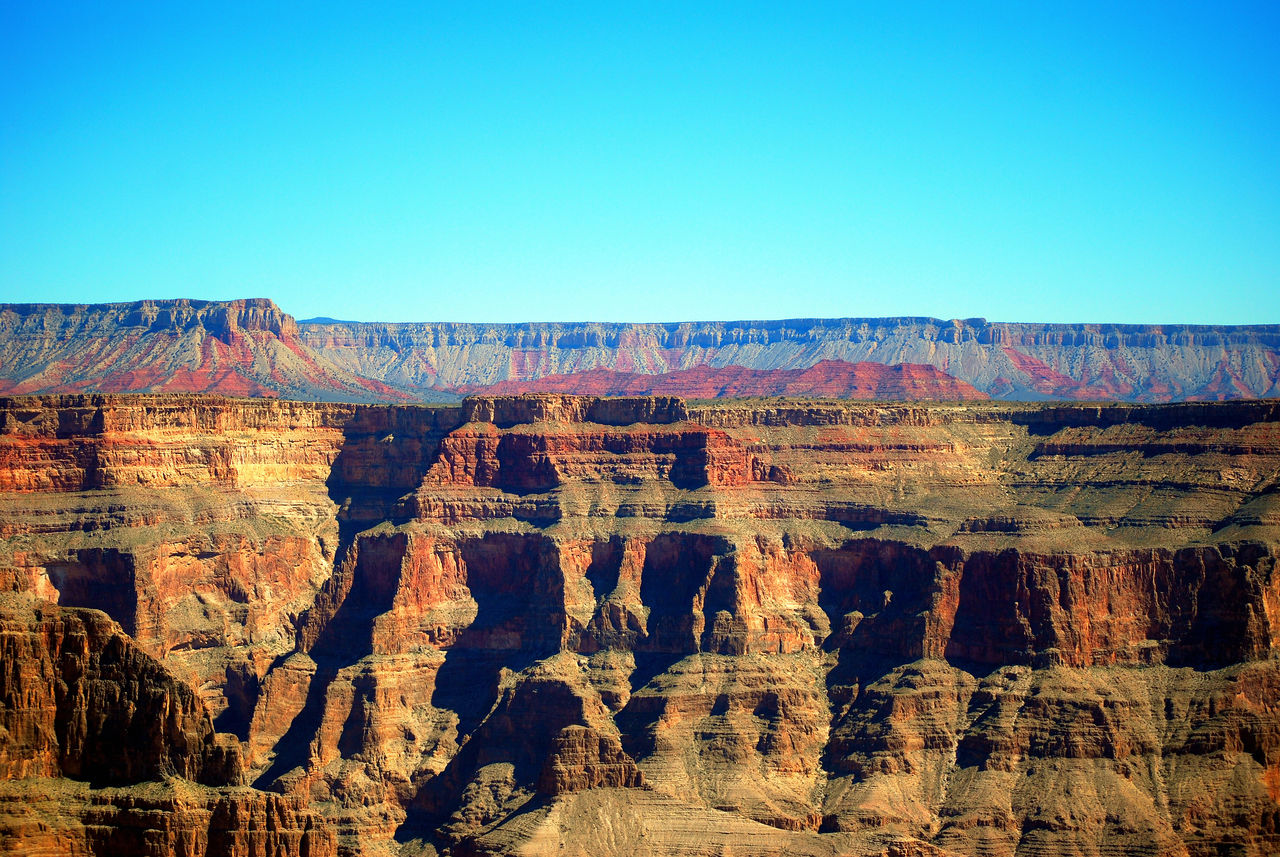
2;297;1279;402
455;359;988;400
0;299;422;403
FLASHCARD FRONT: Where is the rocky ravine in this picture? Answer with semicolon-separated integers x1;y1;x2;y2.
1;392;1279;856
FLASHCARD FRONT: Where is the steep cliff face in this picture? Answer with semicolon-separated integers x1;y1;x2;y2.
301;316;1280;401
1;393;1279;857
458;359;988;400
3;300;1279;402
0;300;423;402
0;599;337;857
0;601;241;784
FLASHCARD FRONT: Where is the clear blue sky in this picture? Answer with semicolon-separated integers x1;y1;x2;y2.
2;2;1277;324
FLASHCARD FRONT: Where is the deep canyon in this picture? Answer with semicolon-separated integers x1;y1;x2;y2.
0;392;1278;856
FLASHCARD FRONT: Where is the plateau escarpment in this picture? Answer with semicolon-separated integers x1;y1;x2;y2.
1;393;1278;856
300;315;1280;402
0;299;423;403
4;299;1280;402
456;359;989;401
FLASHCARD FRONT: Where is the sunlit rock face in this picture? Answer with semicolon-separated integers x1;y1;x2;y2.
1;392;1279;856
298;315;1280;401
5;299;1280;402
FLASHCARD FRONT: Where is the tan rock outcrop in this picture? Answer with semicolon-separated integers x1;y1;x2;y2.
0;778;336;857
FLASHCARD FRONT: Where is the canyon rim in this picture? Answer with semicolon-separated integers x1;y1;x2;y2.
7;3;1278;854
0;303;1278;856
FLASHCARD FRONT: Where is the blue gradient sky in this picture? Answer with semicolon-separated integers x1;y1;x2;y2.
2;2;1277;324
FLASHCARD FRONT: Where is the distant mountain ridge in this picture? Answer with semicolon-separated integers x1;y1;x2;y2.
0;299;420;402
458;359;988;400
2;299;1278;402
300;315;1280;401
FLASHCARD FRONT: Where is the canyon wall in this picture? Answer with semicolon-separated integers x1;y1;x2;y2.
0;300;422;402
1;393;1278;856
4;300;1279;402
301;315;1280;401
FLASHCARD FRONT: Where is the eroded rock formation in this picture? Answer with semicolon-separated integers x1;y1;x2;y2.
457;359;988;400
300;315;1280;401
0;599;336;857
0;299;419;402
4;300;1280;401
1;392;1279;856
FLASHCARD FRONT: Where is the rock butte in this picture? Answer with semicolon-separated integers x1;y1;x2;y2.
0;392;1278;857
4;299;1280;401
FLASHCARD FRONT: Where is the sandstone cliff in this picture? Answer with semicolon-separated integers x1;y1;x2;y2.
1;393;1279;856
0;598;336;857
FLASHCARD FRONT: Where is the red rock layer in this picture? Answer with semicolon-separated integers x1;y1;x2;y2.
0;300;417;403
0;599;338;857
4;300;1280;402
298;315;1280;401
2;394;1280;857
456;359;988;400
0;601;241;784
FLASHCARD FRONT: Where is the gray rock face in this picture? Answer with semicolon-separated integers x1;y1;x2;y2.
299;315;1280;400
3;300;1279;401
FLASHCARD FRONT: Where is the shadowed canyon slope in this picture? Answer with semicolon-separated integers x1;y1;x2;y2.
1;392;1279;856
4;299;1280;401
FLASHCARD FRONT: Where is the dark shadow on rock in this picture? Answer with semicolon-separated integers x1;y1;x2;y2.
253;661;338;789
400;652;579;851
395;532;572;842
213;659;260;740
45;549;139;637
637;532;729;653
254;407;460;788
614;650;687;763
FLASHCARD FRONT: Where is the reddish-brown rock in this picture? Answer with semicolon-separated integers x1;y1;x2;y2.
537;725;644;795
0;779;336;857
0;600;240;784
0;598;337;857
0;300;418;402
458;359;988;401
2;393;1279;856
6;300;1280;401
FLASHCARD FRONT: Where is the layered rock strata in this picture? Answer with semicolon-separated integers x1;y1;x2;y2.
301;315;1280;401
457;359;988;400
0;392;1278;856
0;299;423;402
4;299;1280;401
0;599;336;856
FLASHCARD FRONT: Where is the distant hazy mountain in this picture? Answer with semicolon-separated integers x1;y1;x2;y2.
2;299;1278;402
